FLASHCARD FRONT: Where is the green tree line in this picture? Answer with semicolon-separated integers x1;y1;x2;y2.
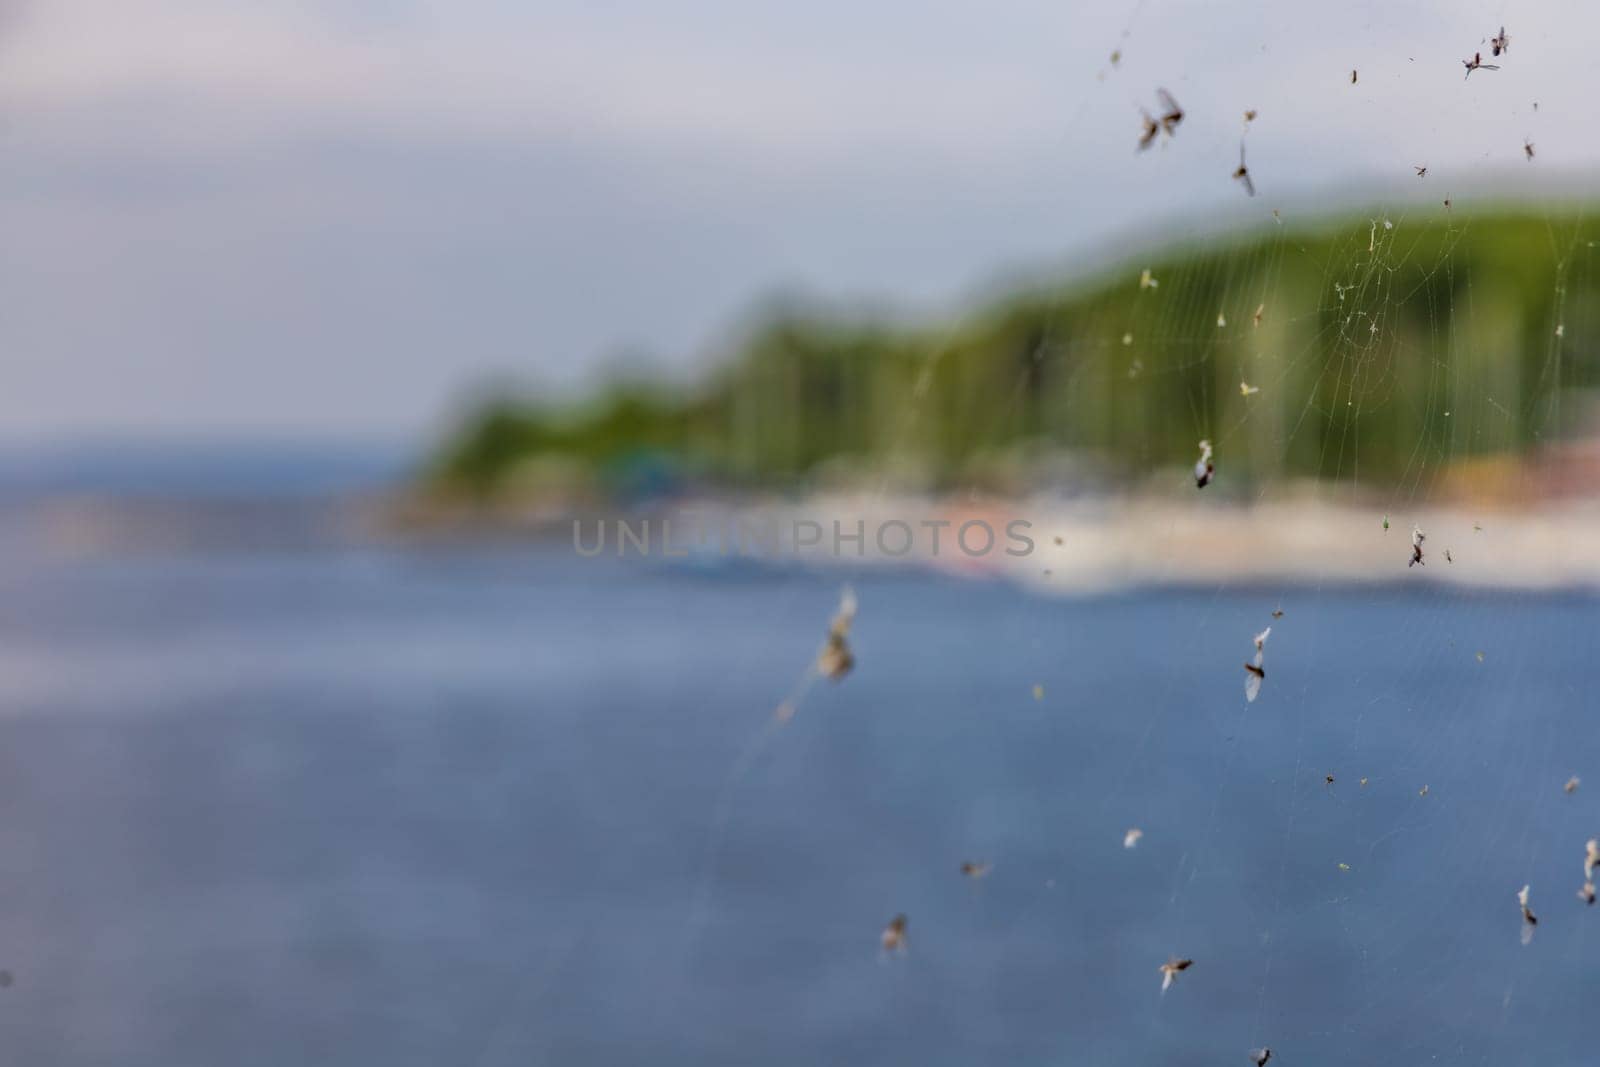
427;207;1600;500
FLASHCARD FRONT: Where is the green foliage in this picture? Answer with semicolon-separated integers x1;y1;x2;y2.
429;207;1600;498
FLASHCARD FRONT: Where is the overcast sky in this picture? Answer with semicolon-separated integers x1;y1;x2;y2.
0;0;1589;443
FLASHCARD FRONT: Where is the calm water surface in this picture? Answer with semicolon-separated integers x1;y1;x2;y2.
0;533;1595;1066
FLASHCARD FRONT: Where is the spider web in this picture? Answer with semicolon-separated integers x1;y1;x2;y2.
655;42;1600;1067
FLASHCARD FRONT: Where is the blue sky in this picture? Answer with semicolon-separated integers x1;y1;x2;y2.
0;0;1585;442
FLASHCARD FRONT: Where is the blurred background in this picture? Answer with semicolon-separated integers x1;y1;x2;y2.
1;1;1599;1064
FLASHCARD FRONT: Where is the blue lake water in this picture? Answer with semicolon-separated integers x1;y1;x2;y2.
0;532;1596;1065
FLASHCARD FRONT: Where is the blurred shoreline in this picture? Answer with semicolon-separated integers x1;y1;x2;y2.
7;478;1598;595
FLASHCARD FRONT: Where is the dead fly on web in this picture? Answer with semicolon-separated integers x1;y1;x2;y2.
1525;139;1536;161
1232;142;1255;197
1409;526;1426;567
817;586;857;681
1156;88;1184;133
1244;627;1270;703
1158;957;1193;992
1271;608;1285;619
1243;109;1257;124
960;861;992;880
1137;89;1185;150
1195;439;1216;488
880;914;908;953
1517;885;1537;944
1138;111;1161;150
1491;26;1510;56
1249;1049;1272;1067
773;586;858;724
1565;776;1581;794
1463;52;1500;78
1414;165;1428;177
1350;69;1358;84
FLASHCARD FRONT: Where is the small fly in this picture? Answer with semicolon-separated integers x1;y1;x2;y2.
1159;957;1193;993
1233;142;1256;197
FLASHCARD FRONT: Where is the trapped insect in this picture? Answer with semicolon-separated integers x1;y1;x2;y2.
1585;839;1599;879
1232;142;1255;196
1517;885;1537;944
960;861;992;880
1414;165;1427;177
1156;88;1183;133
817;586;857;680
1350;69;1358;84
1137;89;1184;150
1124;827;1144;849
1409;526;1425;567
1249;1049;1272;1067
1462;52;1500;78
1525;139;1535;161
1240;381;1260;396
1195;439;1215;488
1565;776;1581;794
1582;882;1596;906
1491;26;1510;56
1158;957;1193;992
1244;627;1270;703
880;914;908;953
